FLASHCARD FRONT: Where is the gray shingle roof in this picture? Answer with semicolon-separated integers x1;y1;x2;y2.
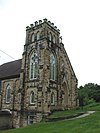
0;59;22;80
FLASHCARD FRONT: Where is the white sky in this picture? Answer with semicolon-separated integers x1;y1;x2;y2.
0;0;100;86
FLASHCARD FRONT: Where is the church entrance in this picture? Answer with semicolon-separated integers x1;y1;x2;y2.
0;109;11;129
62;82;68;107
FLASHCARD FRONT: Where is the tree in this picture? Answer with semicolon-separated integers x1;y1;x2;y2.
78;83;100;106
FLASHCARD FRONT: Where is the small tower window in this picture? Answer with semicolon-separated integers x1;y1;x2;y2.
50;53;56;80
49;32;52;41
30;52;39;79
32;33;35;42
51;92;55;105
37;31;40;40
53;36;56;43
30;92;35;104
6;85;11;103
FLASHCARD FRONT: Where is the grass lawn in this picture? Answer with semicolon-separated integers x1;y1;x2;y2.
0;103;100;133
50;103;100;118
83;103;100;111
49;108;86;118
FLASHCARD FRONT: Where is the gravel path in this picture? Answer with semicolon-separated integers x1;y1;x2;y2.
70;111;96;120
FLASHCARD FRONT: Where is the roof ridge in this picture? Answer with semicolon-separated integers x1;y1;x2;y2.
0;59;22;67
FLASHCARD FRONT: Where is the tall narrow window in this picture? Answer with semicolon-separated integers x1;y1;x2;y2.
32;33;34;42
30;92;35;104
53;36;56;43
51;92;55;105
49;33;52;41
30;52;38;79
50;53;56;80
6;85;11;103
37;31;40;40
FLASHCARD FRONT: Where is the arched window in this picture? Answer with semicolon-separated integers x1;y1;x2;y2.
50;53;56;80
30;52;38;79
6;85;11;103
53;36;56;43
30;92;35;104
49;32;52;41
51;92;55;105
32;33;34;42
37;31;40;40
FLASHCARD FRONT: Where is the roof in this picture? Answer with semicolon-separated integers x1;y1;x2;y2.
0;59;22;80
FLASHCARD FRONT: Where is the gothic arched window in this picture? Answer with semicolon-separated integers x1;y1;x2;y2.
30;92;35;104
30;52;38;79
49;32;52;41
32;33;35;42
50;53;56;80
51;92;55;105
6;85;11;103
53;35;56;44
37;31;40;40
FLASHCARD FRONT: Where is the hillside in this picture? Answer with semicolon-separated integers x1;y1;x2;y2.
0;104;100;133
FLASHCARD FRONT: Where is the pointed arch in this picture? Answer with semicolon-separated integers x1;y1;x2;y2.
62;82;68;106
49;32;52;41
36;31;40;40
30;91;35;104
32;33;35;42
29;51;39;79
53;35;56;44
50;52;56;80
6;84;11;103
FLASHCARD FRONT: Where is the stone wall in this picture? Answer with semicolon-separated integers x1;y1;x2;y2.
0;78;21;128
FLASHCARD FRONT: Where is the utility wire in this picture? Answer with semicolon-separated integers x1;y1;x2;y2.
0;49;15;60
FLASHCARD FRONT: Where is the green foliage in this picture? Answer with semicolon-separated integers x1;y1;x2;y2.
78;83;100;106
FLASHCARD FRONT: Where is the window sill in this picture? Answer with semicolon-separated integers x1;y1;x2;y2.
30;103;35;106
5;102;10;104
51;104;55;106
50;79;56;83
28;78;39;82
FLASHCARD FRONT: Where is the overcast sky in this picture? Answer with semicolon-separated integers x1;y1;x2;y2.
0;0;100;86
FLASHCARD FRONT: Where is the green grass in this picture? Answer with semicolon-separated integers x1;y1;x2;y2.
49;109;86;118
49;103;100;118
0;112;100;133
83;103;100;111
0;103;100;133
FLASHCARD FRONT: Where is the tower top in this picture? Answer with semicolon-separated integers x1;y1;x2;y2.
26;18;60;33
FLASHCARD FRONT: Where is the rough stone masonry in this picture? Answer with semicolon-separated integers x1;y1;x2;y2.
0;19;78;129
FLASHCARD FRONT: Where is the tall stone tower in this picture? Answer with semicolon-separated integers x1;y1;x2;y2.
20;19;78;126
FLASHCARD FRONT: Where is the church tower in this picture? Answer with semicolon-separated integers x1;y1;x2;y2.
20;19;78;126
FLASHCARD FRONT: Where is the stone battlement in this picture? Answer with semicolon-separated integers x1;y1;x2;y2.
26;18;60;33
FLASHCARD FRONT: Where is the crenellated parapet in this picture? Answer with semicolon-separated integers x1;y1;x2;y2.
25;19;63;46
26;18;60;33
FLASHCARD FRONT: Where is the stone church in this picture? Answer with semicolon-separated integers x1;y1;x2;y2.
0;19;78;128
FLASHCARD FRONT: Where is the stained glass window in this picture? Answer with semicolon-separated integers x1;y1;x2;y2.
50;53;56;80
30;52;38;79
6;85;11;103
